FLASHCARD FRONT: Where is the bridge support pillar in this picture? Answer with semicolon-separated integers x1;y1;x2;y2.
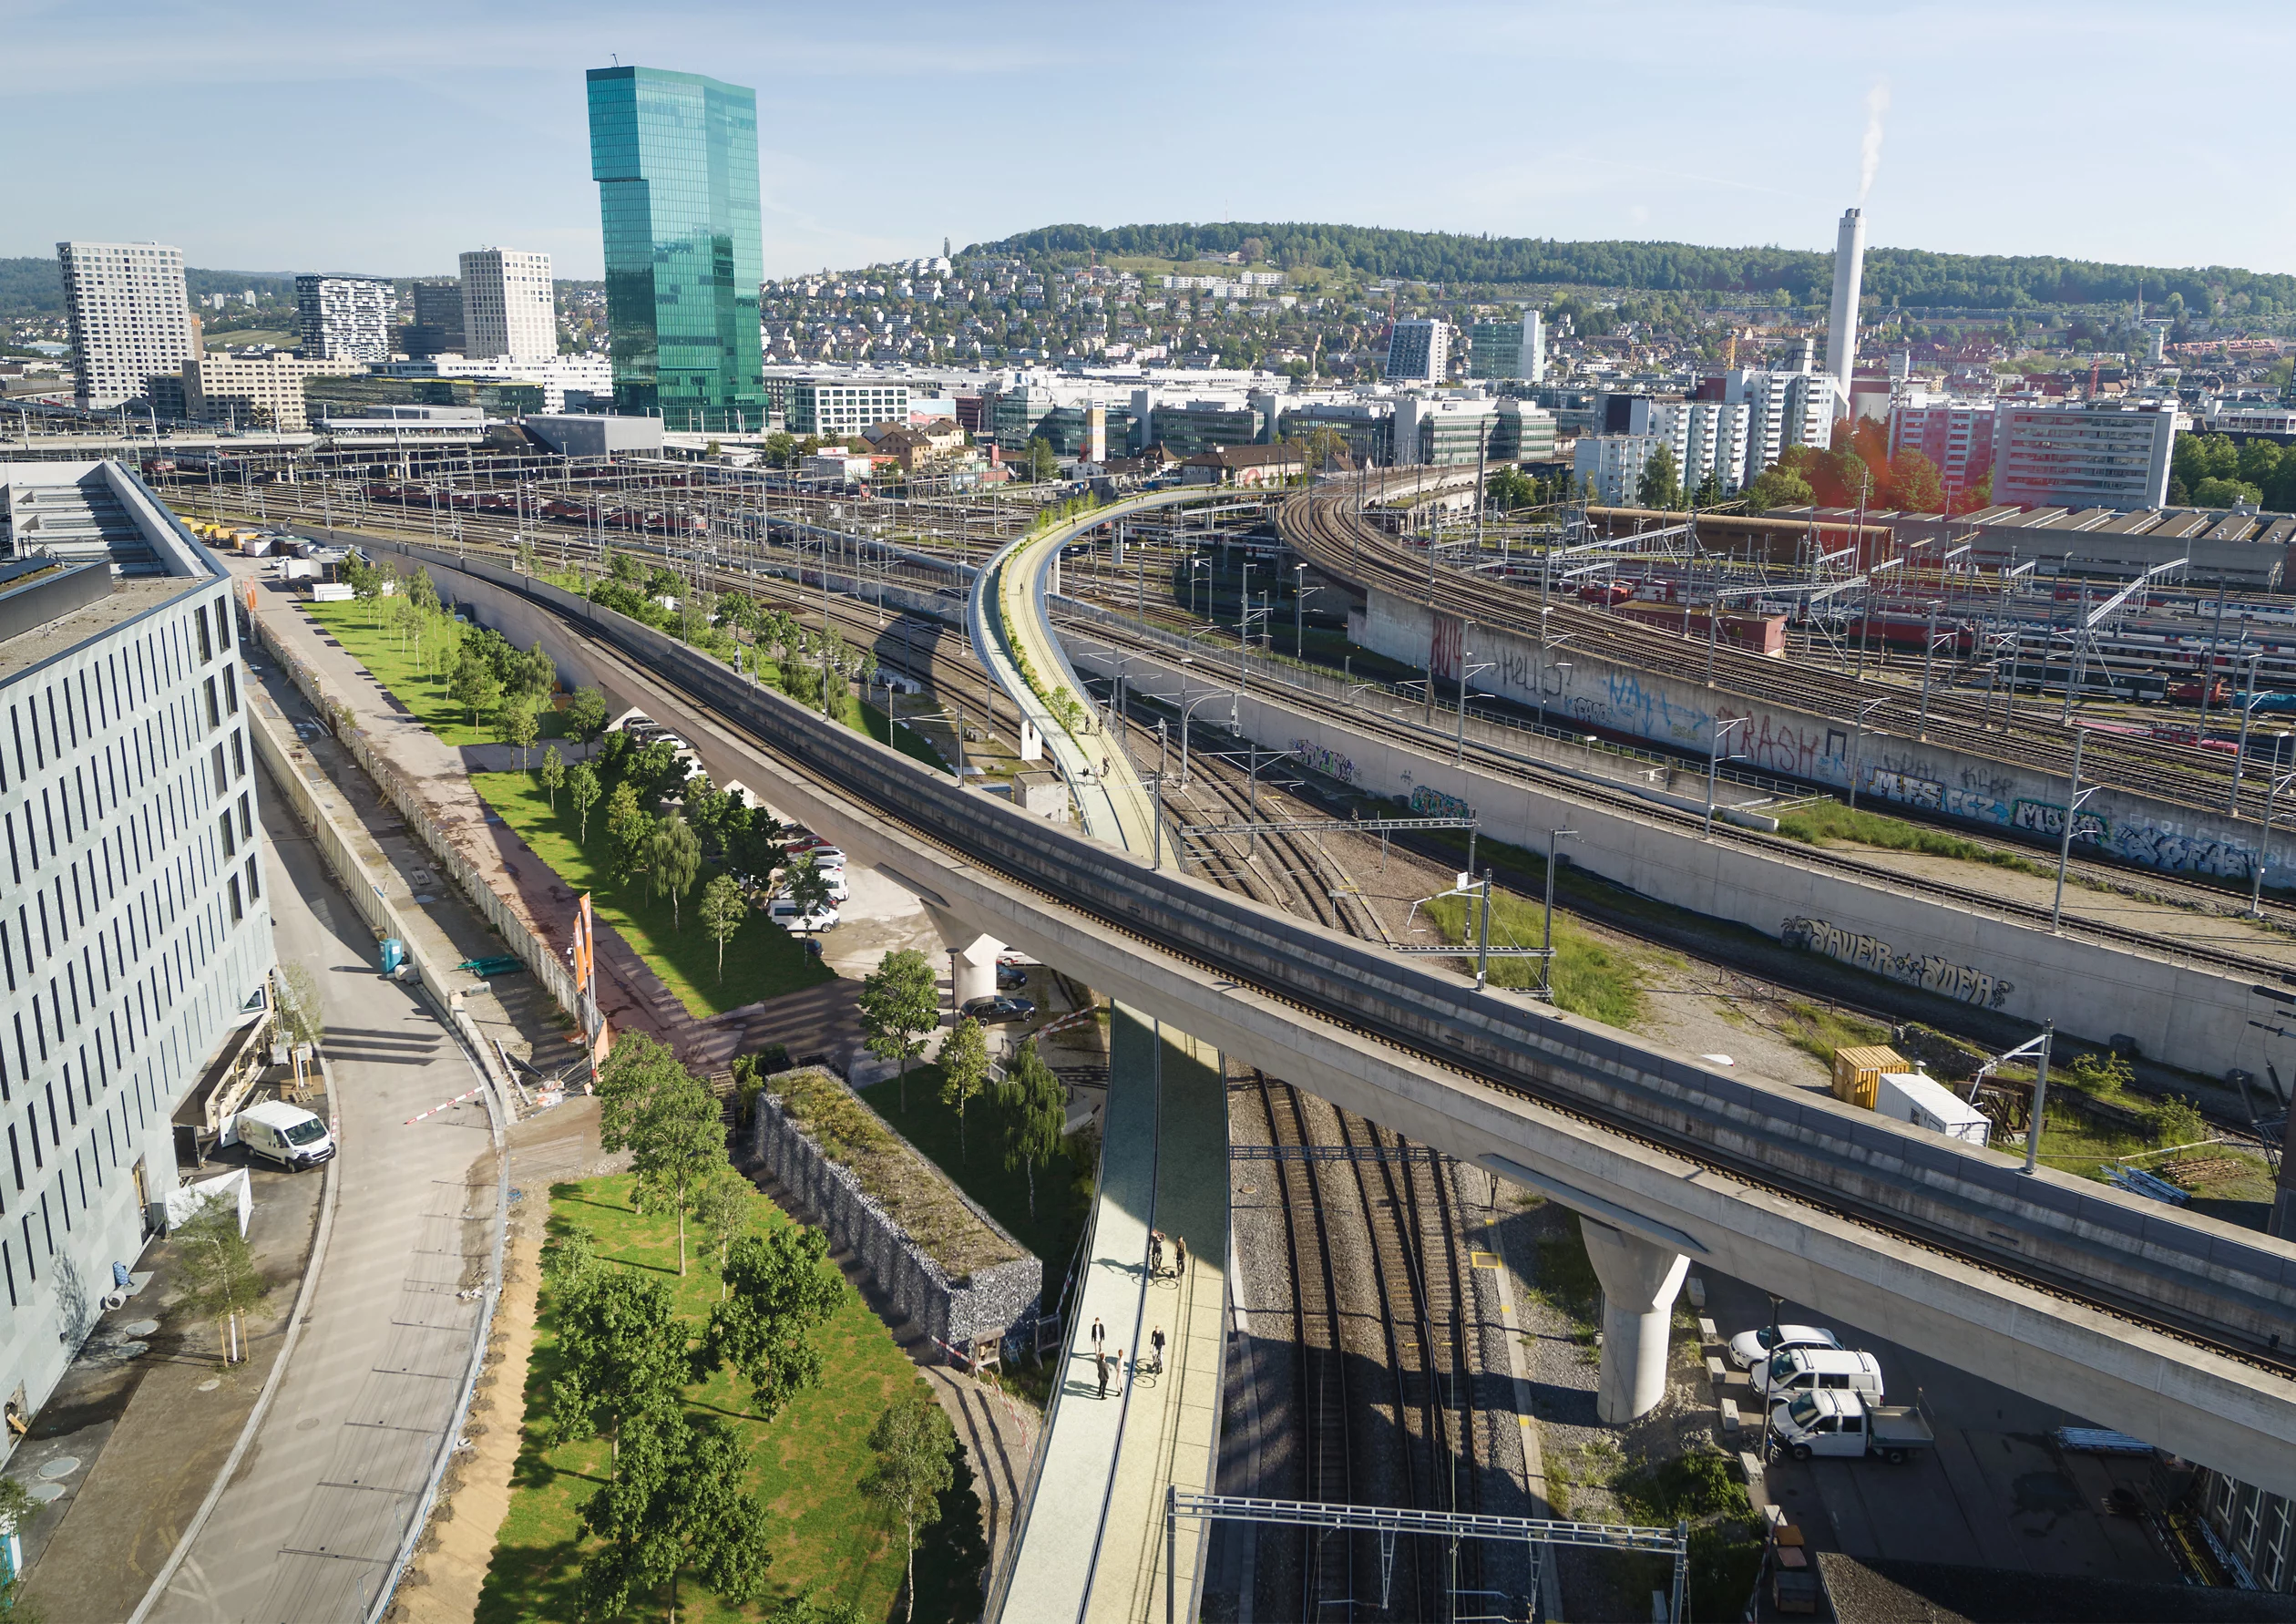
1581;1218;1690;1424
924;907;1005;1008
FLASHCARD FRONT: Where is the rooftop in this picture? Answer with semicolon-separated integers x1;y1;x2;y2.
0;460;218;682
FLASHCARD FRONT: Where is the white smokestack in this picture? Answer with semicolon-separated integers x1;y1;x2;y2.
1825;207;1865;416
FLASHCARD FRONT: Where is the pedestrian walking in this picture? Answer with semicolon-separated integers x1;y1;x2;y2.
1150;1326;1166;1372
1091;1316;1104;1357
1174;1235;1189;1276
1096;1351;1110;1399
1148;1229;1164;1276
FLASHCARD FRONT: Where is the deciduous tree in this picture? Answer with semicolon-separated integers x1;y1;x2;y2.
608;782;654;890
579;1405;774;1621
696;1226;845;1417
500;701;539;770
597;1032;729;1276
547;1259;686;1475
650;816;702;929
566;685;608;755
998;1039;1068;1220
859;1392;956;1624
569;760;602;844
938;1017;989;1160
857;948;938;1110
176;1192;269;1364
699;873;745;981
540;745;566;811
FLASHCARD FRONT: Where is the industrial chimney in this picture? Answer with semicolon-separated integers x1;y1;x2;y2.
1824;207;1866;416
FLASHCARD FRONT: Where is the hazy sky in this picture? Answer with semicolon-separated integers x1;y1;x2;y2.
7;0;2288;280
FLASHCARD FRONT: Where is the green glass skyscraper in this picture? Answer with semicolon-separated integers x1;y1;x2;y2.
587;66;764;431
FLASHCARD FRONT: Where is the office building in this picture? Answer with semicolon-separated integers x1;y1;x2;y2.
1824;207;1865;413
295;275;395;364
785;378;912;439
1651;398;1754;494
1470;313;1547;383
1384;319;1450;384
1147;398;1263;457
587;65;765;430
1991;401;2176;509
181;354;357;434
1889;394;1998;500
56;242;197;410
402;280;465;359
0;461;275;1422
1392;395;1559;468
459;248;555;363
1573;435;1665;506
1522;310;1546;384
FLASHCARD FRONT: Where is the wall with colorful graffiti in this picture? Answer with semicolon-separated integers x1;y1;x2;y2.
1358;587;2294;892
1781;916;2014;1009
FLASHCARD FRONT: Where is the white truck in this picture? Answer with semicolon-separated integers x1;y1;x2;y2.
1768;1389;1934;1464
1874;1070;1992;1147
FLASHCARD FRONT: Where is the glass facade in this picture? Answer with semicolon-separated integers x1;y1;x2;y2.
587;66;764;432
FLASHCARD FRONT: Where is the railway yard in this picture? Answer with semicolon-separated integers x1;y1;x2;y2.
159;453;2296;1619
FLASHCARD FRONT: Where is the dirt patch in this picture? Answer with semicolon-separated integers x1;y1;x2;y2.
391;1194;544;1624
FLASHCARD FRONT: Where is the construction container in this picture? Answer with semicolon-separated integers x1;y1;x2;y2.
1830;1045;1908;1110
1874;1072;1992;1147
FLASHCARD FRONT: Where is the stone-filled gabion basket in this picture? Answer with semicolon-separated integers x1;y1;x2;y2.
751;1069;1040;1360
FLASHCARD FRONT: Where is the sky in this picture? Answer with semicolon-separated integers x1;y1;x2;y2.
6;0;2291;282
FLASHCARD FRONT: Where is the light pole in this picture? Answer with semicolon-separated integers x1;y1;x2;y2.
1455;620;1492;765
1292;562;1309;658
2022;1021;2055;1177
2051;728;2097;932
1846;695;1889;813
2250;766;2296;918
1190;556;1210;624
2229;650;2266;812
1542;829;1578;1002
1706;716;1748;837
1153;719;1168;870
1174;687;1233;787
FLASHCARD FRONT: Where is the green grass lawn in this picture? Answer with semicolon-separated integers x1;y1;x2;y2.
473;769;832;1020
859;1059;1094;1289
1421;888;1646;1027
302;597;565;749
1773;801;2050;877
477;1175;930;1623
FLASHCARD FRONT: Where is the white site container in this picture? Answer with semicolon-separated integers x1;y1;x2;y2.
1874;1071;1992;1147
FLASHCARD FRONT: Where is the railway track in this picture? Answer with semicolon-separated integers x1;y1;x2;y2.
1280;482;2278;819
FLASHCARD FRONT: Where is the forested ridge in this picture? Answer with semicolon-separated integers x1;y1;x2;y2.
977;221;2293;313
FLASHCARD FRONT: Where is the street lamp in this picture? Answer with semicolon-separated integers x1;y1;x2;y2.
1706;716;1748;838
1189;556;1210;624
1846;695;1889;813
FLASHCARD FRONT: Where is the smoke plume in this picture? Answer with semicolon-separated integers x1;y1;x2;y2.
1859;81;1891;201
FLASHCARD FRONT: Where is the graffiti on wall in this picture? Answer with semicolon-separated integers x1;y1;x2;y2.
1291;738;1358;785
1781;916;2015;1009
1430;612;1464;684
1411;785;1473;819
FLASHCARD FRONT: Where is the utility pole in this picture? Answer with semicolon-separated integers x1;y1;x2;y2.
1541;829;1576;1002
2051;728;2093;931
2022;1021;2055;1177
1475;868;1494;992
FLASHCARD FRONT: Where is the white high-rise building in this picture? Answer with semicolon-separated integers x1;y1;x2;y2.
1727;369;1842;476
1573;434;1665;506
1384;319;1450;384
56;242;197;411
1521;310;1546;384
458;248;556;363
1652;399;1754;495
1824;208;1866;415
295;274;395;364
1991;401;2175;509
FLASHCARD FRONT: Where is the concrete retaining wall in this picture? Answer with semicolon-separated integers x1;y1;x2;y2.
1069;639;2289;1087
1357;585;2296;893
750;1072;1041;1355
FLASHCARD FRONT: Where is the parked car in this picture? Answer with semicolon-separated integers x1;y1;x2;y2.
1751;1347;1886;1403
231;1098;335;1169
769;898;839;932
961;994;1035;1024
1768;1391;1934;1464
1726;1324;1842;1372
996;961;1029;992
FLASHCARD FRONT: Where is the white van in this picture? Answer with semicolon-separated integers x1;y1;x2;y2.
769;898;839;933
233;1099;335;1169
1752;1346;1885;1403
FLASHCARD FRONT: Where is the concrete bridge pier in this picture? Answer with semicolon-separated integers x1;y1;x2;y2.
926;907;1005;1008
1582;1218;1691;1423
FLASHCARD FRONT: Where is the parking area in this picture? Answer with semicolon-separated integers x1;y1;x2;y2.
1698;1269;2182;1584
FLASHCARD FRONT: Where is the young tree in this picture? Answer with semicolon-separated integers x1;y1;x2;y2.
450;647;501;730
597;1032;729;1276
696;1226;846;1417
579;1406;775;1622
569;759;602;844
938;1017;989;1160
1635;444;1682;510
176;1192;269;1364
766;1596;864;1624
566;685;609;756
859;1392;956;1624
540;744;566;811
547;1263;686;1474
699;873;746;981
857;948;939;1110
692;1164;754;1295
276;961;324;1049
608;782;655;890
650;816;702;929
779;853;835;917
999;1039;1068;1220
500;700;539;770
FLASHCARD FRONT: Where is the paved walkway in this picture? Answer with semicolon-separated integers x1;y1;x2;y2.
146;754;503;1622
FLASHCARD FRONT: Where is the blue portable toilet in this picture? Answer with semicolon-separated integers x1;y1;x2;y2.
380;938;406;975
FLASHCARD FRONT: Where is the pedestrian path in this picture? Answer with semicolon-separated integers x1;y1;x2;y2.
971;493;1236;1624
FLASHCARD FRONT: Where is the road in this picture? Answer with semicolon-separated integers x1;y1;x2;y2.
144;761;501;1623
1700;1269;2180;1585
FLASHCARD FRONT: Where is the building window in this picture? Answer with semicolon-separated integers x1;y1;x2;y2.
228;877;242;925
